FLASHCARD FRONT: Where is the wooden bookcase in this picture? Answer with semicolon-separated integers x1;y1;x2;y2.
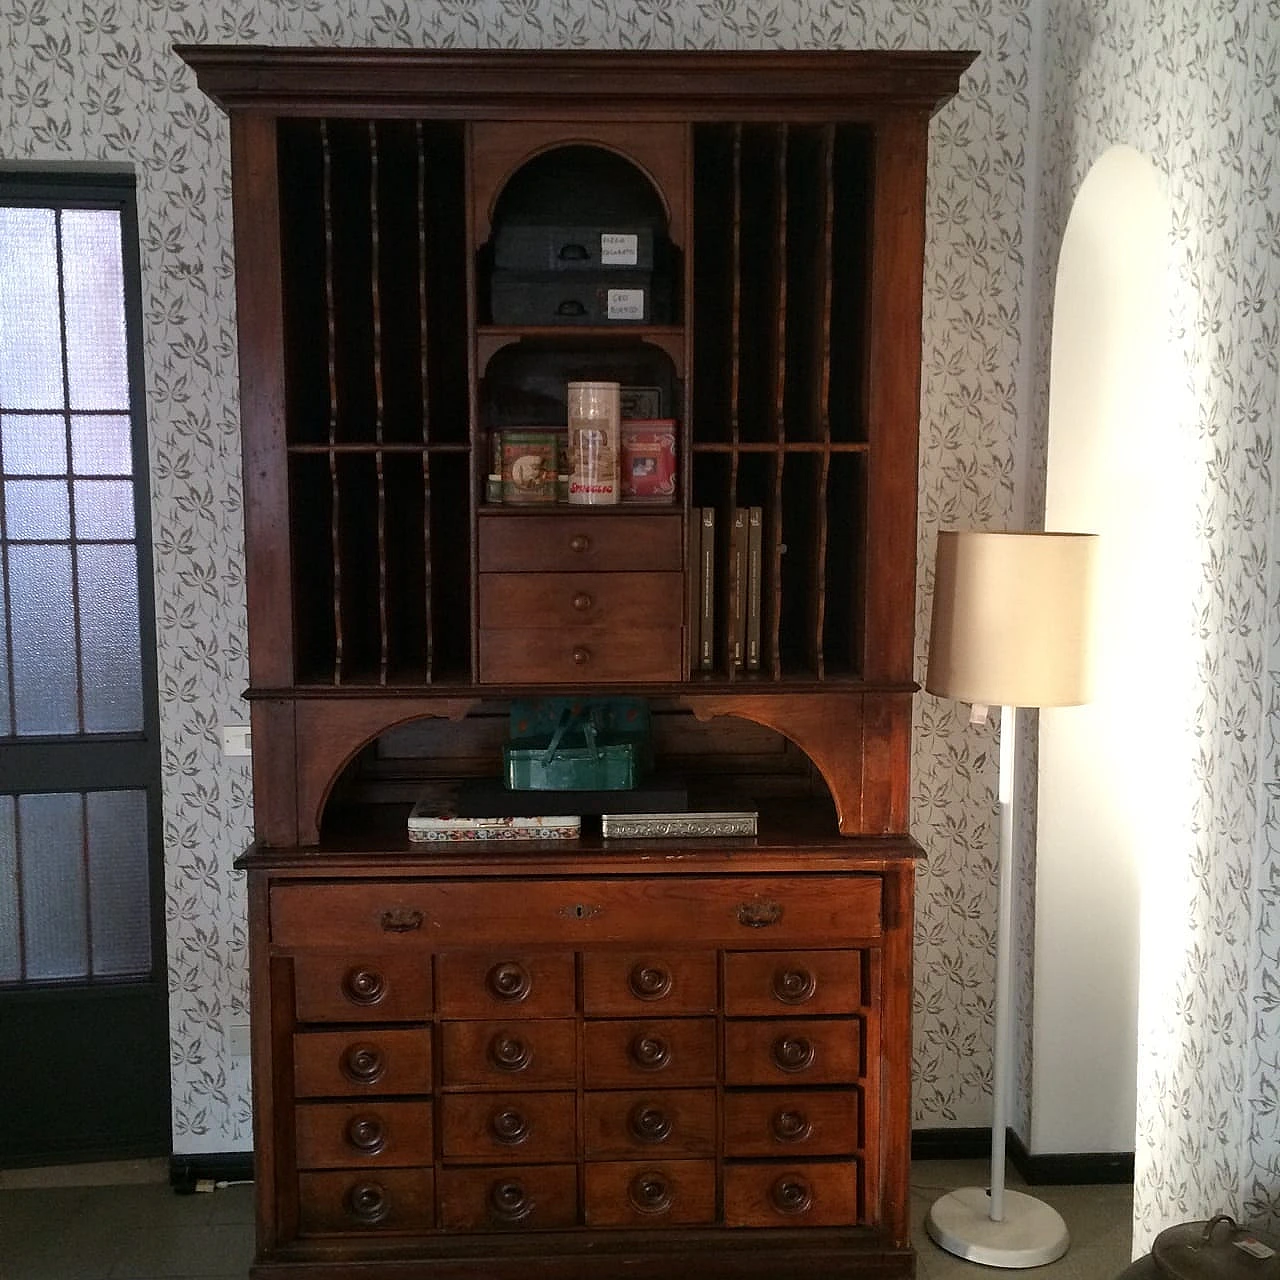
179;47;971;1280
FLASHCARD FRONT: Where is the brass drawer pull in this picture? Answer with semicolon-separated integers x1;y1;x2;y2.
341;1043;385;1085
773;966;817;1004
489;1178;533;1223
487;961;531;1002
489;1033;532;1072
628;962;673;1001
737;899;783;928
342;968;386;1006
629;1033;671;1071
345;1181;390;1224
628;1171;673;1214
772;1035;816;1073
380;908;424;933
628;1102;673;1144
772;1108;813;1143
490;1107;531;1145
346;1114;386;1154
771;1175;813;1216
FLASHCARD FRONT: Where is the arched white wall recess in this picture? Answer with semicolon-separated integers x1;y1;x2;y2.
1033;145;1192;1155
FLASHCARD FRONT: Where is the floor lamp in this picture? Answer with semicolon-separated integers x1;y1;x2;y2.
924;530;1099;1269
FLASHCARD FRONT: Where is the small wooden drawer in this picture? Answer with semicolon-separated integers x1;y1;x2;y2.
584;1159;716;1228
478;571;683;630
292;953;431;1024
479;625;681;684
272;876;881;950
297;1168;434;1235
436;952;575;1019
723;1018;864;1086
441;1092;576;1163
439;1164;577;1231
723;950;864;1016
723;1089;861;1157
294;1028;431;1098
723;1160;861;1228
584;1018;716;1088
295;1101;432;1169
582;951;716;1016
478;512;682;573
441;1019;577;1088
583;1088;716;1158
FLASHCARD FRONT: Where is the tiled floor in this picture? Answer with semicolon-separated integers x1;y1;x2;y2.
0;1157;1133;1279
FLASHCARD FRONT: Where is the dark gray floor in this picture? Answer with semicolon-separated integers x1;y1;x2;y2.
0;1157;1133;1279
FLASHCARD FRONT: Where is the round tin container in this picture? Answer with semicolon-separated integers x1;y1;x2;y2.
566;380;620;504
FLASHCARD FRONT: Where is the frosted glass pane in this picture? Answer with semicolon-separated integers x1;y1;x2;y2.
78;544;143;733
2;414;67;475
4;478;70;539
0;208;64;410
61;211;129;412
10;544;78;735
73;479;134;540
19;792;88;981
0;594;9;734
71;414;132;476
0;797;17;981
86;790;150;978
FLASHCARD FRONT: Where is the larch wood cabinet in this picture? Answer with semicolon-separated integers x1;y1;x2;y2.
178;47;971;1280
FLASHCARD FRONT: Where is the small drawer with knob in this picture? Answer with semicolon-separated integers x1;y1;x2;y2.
297;1168;434;1235
438;1164;577;1231
294;1028;432;1098
723;1018;864;1086
478;572;682;631
295;1101;432;1169
584;1159;716;1228
441;1091;576;1163
722;1160;861;1228
723;950;864;1016
582;951;716;1016
441;1019;576;1088
584;1018;716;1088
583;1088;716;1158
478;624;681;683
723;1089;860;1157
436;952;575;1019
478;512;682;573
292;954;431;1024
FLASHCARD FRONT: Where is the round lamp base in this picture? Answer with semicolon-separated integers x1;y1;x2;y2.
925;1186;1070;1269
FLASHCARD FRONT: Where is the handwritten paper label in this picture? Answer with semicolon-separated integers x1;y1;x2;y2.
600;233;638;265
606;288;645;320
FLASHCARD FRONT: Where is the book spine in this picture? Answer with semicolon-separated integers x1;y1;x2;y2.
730;506;747;668
687;508;702;675
746;505;762;670
699;506;715;671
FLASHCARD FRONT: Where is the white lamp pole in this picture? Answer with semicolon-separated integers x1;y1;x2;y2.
923;531;1098;1269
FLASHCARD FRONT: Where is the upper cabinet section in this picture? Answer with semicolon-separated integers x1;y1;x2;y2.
179;47;973;694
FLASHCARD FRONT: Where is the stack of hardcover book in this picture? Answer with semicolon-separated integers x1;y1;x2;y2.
689;505;762;671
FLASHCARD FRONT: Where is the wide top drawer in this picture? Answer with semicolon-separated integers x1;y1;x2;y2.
270;875;881;950
478;512;682;573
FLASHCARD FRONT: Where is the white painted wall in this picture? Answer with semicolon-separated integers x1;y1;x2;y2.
1033;145;1193;1154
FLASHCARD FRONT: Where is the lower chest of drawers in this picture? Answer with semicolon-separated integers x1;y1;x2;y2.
267;878;884;1242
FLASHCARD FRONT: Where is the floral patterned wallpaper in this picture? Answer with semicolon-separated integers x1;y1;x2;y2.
9;0;1272;1251
1035;0;1280;1251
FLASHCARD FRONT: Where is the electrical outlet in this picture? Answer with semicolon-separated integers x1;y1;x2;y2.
228;1023;251;1059
221;725;252;758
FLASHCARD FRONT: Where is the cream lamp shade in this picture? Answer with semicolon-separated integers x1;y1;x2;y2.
926;531;1099;709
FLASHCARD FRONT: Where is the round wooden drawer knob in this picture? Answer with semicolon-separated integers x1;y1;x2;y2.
773;966;817;1004
629;1033;671;1071
345;1181;390;1224
628;1102;673;1144
629;1171;673;1215
772;1034;816;1072
346;1114;386;1154
771;1175;813;1216
487;961;531;1002
628;963;673;1001
572;591;592;611
489;1179;533;1223
569;533;590;553
489;1033;532;1072
342;968;386;1006
772;1108;813;1143
490;1107;531;1145
341;1043;385;1085
572;645;591;666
